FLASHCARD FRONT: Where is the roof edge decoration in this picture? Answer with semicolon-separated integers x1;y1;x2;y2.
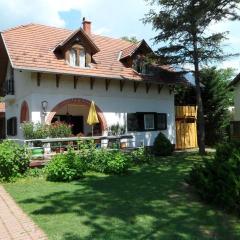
54;28;100;54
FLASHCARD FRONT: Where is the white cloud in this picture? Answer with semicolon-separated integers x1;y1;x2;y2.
0;0;91;30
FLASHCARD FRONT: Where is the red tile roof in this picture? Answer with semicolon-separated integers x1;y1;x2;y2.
120;42;140;60
1;23;185;84
0;103;5;112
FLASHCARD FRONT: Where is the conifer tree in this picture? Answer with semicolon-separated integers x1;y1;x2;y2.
144;0;240;154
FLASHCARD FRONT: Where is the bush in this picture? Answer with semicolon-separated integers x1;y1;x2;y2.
45;149;86;182
49;121;72;138
131;147;154;164
22;122;49;139
188;141;240;214
0;141;30;182
86;149;130;174
153;132;174;156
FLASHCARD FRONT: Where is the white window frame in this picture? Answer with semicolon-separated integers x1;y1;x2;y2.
144;114;155;130
69;49;77;67
79;49;86;68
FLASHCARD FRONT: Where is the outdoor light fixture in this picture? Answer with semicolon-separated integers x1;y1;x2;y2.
41;100;48;116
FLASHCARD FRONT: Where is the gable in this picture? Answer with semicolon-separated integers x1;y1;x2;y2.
54;28;100;56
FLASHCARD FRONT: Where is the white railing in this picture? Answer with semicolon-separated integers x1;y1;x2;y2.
8;135;135;160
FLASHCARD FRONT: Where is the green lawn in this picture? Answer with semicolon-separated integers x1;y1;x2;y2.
4;153;240;240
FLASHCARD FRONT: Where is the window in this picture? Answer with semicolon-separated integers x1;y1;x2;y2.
68;47;86;68
7;117;17;136
69;49;77;67
132;55;151;75
144;114;155;130
79;49;86;68
127;112;167;132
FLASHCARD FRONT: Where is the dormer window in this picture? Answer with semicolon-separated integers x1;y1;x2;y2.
132;55;149;74
67;45;86;68
79;49;86;68
69;49;78;67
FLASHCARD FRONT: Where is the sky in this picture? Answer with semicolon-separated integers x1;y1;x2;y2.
0;0;240;72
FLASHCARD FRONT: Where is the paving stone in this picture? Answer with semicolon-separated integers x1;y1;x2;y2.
0;185;48;240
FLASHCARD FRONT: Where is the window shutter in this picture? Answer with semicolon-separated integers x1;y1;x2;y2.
156;113;167;130
7;117;17;136
136;112;145;131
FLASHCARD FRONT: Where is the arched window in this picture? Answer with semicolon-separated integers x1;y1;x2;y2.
20;101;29;123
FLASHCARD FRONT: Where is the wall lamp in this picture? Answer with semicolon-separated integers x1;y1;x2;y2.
41;100;48;116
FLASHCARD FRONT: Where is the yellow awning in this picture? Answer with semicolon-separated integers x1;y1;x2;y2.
87;101;99;125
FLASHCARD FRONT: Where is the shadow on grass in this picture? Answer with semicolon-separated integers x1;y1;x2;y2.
17;153;240;240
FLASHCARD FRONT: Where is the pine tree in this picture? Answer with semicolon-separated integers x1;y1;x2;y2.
201;67;234;146
144;0;240;154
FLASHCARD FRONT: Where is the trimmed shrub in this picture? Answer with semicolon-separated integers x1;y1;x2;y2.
45;149;86;182
0;141;30;182
188;141;240;214
153;132;174;156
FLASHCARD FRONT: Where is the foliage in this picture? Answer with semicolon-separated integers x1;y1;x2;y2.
109;123;125;135
121;36;138;44
6;153;240;240
188;141;240;214
0;141;30;182
143;0;240;154
45;149;86;182
131;147;154;164
85;149;130;174
49;121;72;138
77;139;130;174
21;122;49;139
201;67;234;146
153;132;173;156
175;85;196;106
25;168;45;178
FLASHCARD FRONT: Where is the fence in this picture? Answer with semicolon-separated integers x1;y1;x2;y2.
175;106;198;150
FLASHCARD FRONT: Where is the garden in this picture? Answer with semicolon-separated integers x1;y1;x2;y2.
2;130;240;239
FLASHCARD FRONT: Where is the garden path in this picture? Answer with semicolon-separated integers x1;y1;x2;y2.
0;185;47;240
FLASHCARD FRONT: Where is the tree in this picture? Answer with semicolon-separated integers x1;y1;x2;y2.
144;0;240;154
121;36;138;44
201;67;234;146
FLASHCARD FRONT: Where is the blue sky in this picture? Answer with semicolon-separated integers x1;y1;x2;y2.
0;0;239;72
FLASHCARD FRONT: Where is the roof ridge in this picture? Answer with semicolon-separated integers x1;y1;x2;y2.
3;22;133;45
2;23;36;33
91;33;133;44
2;23;72;33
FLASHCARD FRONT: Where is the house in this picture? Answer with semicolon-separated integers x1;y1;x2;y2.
0;19;186;146
230;73;240;138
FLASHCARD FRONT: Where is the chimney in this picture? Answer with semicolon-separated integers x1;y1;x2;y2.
82;17;91;34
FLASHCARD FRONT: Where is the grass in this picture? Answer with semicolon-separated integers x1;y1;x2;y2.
3;152;240;240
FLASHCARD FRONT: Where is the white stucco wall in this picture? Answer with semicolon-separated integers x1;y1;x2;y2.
5;69;176;146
